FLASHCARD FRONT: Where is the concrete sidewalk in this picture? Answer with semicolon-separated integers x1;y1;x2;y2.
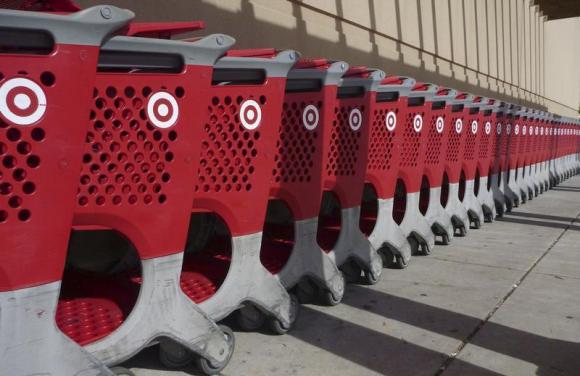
124;176;580;376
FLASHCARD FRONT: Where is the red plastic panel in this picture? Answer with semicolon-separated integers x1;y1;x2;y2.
365;101;401;199
270;90;327;220
56;269;139;346
322;94;371;208
192;77;287;235
444;108;466;183
399;105;428;192
0;43;101;291
477;112;494;176
461;110;480;180
423;106;448;187
73;66;211;259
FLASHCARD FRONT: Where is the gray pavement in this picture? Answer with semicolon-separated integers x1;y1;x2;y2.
122;176;580;376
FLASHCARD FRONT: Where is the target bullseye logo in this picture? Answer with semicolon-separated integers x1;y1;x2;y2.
522;125;527;135
497;123;502;134
455;118;463;134
302;104;319;131
535;126;539;136
485;121;491;135
0;78;47;126
147;91;179;129
541;127;544;135
413;114;423;133
435;116;444;133
506;123;512;135
471;120;478;134
239;99;262;130
385;111;397;132
514;124;519;135
349;108;362;131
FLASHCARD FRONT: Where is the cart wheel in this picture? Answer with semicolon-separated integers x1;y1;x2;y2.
195;325;235;375
269;293;300;335
455;225;467;237
394;254;409;269
440;233;450;245
320;273;345;306
295;279;317;304
419;240;432;256
363;266;381;285
236;304;265;332
484;212;493;223
408;236;420;255
158;341;194;369
340;261;362;283
110;367;135;376
471;218;481;229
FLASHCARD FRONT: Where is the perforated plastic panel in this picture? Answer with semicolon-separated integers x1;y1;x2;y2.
78;85;182;208
367;108;396;172
0;41;106;291
463;121;477;161
0;106;46;224
446;115;462;163
326;105;364;177
273;100;320;184
196;95;266;194
400;111;423;168
425;114;444;166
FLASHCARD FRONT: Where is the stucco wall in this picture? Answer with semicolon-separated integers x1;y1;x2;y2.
78;0;580;117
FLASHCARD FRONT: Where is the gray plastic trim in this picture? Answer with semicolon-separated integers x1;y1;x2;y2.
408;82;438;101
102;34;235;67
340;68;385;91
376;76;415;97
0;5;133;46
432;88;458;103
449;93;475;106
214;50;300;78
287;61;349;86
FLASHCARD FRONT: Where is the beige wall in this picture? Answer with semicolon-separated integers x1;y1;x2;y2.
79;0;579;117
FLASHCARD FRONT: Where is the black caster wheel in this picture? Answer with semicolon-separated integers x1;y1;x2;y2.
418;240;432;256
236;304;265;332
455;226;467;237
159;341;194;369
341;261;362;283
392;254;409;269
295;279;317;304
269;293;300;335
408;236;420;255
320;273;345;306
195;325;235;375
110;367;135;376
362;265;382;285
439;233;450;245
484;213;493;223
471;219;481;229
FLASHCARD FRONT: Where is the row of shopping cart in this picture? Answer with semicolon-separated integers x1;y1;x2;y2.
0;5;579;376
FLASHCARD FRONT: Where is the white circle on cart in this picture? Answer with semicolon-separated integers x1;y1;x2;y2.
507;123;512;135
515;124;519;135
471;120;478;134
485;121;491;135
0;78;47;126
349;108;362;131
436;116;444;133
413;114;423;133
385;111;397;131
455;118;463;134
147;91;179;129
240;99;262;130
497;123;502;134
523;125;527;135
302;104;319;131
